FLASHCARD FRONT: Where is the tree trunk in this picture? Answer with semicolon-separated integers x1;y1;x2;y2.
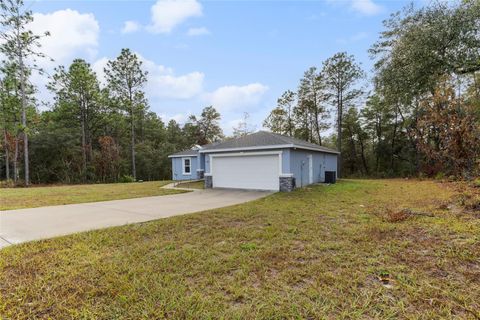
359;137;369;175
13;135;19;183
336;89;343;178
390;106;399;172
81;104;87;182
130;101;136;180
18;53;29;186
4;129;10;180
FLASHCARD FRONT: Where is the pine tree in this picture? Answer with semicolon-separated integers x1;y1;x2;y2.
104;49;148;180
0;0;49;185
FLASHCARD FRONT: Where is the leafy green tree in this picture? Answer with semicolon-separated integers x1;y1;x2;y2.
322;52;364;177
187;106;223;145
0;0;49;185
295;67;329;144
104;48;148;180
342;107;369;176
264;90;296;136
0;63;20;181
48;59;102;181
371;1;480;101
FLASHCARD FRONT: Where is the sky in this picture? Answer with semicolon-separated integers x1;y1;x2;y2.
26;0;418;134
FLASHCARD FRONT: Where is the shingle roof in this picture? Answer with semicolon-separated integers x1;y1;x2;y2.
201;131;339;154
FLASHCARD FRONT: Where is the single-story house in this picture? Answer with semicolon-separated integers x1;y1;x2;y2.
168;131;339;192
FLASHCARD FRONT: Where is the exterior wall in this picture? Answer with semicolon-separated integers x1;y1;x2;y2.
289;149;338;187
324;153;338;172
201;148;337;190
171;156;198;180
196;153;205;179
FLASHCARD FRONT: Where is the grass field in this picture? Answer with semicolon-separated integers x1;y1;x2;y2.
175;180;205;189
1;179;479;319
0;181;185;210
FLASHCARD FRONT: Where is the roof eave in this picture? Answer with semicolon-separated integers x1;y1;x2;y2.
167;154;198;158
199;144;339;154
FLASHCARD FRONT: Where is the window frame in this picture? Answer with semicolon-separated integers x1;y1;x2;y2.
182;157;192;175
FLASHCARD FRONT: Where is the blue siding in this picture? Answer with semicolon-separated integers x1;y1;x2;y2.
172;156;198;180
289;149;337;187
196;148;337;188
324;153;337;172
205;154;211;174
199;153;206;171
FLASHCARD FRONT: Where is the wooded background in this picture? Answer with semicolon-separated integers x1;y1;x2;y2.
1;0;479;185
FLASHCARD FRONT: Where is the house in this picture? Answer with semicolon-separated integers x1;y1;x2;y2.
168;131;339;192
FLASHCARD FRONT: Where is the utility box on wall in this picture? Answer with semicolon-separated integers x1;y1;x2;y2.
325;171;336;184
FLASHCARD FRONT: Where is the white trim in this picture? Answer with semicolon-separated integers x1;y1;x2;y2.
280;173;294;177
293;145;340;154
200;145;291;153
308;154;313;184
168;154;198;158
182;157;192;175
196;169;204;172
198;143;339;154
209;150;282;158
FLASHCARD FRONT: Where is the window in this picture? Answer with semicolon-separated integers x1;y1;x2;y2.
183;158;191;175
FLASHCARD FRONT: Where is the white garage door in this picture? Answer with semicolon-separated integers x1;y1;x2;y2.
212;154;279;191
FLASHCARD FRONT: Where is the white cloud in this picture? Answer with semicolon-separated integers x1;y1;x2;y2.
187;27;210;36
350;0;383;15
160;113;188;124
147;0;202;34
204;83;269;112
327;0;383;16
29;9;100;66
91;57;109;85
141;57;204;99
92;55;204;100
122;20;141;34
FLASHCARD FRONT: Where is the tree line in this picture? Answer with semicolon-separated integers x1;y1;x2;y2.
1;0;479;186
0;0;226;185
264;0;480;178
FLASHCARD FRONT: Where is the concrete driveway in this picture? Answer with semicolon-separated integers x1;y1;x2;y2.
0;189;271;248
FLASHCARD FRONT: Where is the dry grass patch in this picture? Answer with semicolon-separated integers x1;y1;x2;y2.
1;179;479;319
0;181;185;210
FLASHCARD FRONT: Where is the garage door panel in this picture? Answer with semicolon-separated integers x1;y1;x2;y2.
212;154;279;191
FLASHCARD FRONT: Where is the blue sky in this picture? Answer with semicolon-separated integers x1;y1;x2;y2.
28;0;415;134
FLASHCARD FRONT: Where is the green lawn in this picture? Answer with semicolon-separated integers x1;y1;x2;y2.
0;181;186;210
175;180;205;189
1;179;479;319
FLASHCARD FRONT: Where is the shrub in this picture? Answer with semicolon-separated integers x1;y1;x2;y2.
119;175;135;183
0;179;15;188
473;179;480;188
434;172;445;180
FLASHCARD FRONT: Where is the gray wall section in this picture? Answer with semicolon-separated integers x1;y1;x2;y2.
172;156;198;180
205;154;211;174
324;153;338;172
289;149;338;187
199;153;206;170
